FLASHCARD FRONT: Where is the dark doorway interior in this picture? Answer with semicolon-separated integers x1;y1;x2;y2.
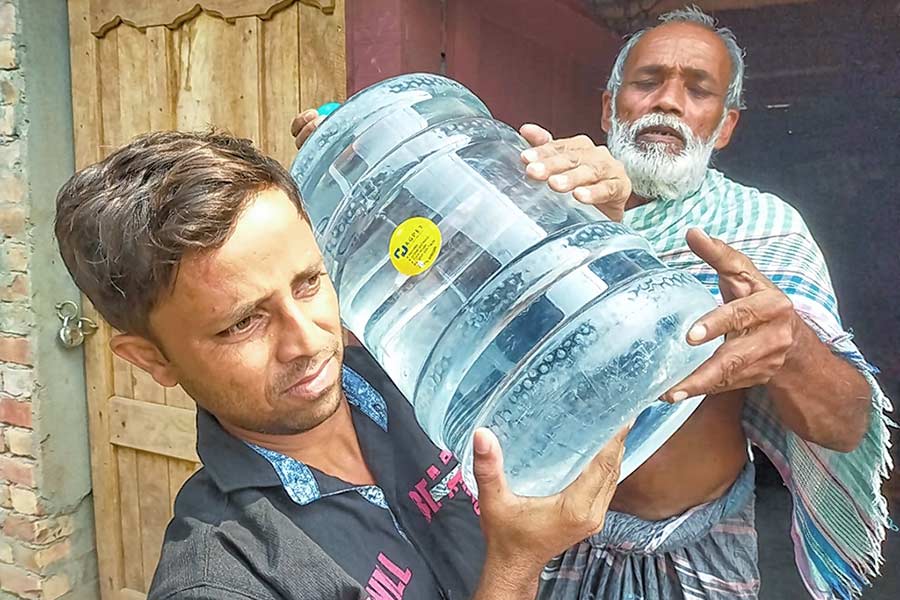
712;2;899;598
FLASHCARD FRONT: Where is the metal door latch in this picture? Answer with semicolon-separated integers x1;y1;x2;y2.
56;301;98;348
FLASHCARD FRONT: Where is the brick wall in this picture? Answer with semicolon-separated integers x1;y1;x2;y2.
0;1;97;598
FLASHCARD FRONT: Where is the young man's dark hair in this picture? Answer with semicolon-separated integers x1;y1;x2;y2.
54;130;308;338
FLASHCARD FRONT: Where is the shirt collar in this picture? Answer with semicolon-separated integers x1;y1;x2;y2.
197;364;389;502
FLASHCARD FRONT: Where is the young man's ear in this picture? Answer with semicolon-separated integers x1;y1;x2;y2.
110;334;179;387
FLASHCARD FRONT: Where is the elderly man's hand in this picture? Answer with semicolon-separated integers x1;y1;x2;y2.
291;109;324;149
519;124;632;223
661;228;802;402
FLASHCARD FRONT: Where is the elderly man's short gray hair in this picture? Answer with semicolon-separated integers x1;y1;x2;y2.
606;5;746;110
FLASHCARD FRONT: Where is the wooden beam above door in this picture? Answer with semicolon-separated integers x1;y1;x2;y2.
90;0;336;37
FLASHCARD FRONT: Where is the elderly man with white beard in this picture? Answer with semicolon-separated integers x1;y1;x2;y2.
520;8;892;600
290;8;892;599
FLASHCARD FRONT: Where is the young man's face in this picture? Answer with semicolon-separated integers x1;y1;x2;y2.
118;188;345;435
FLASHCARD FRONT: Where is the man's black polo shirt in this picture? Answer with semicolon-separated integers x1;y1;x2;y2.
148;347;486;599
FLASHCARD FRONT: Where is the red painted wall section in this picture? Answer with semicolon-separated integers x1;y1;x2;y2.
345;0;443;93
345;0;621;141
445;0;621;140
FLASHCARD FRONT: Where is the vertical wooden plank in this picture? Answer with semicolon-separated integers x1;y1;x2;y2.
97;27;122;155
136;447;171;591
259;3;301;167
115;448;143;590
116;25;150;136
228;17;262;142
113;351;143;591
83;315;125;600
148;24;192;419
146;27;177;131
143;35;201;533
114;25;173;591
112;355;133;398
172;15;213;130
68;2;123;598
69;0;103;166
173;13;261;140
165;384;197;519
299;0;347;110
113;26;158;592
131;368;172;591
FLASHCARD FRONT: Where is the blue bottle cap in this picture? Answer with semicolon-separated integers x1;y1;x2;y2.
317;102;342;117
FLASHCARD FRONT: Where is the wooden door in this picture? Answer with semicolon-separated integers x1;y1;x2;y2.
66;1;346;598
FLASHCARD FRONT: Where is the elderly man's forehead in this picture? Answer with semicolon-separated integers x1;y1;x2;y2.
626;21;732;79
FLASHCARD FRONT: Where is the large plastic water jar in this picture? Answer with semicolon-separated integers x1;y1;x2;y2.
291;74;719;496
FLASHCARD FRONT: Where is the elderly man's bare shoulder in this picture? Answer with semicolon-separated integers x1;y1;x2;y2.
610;388;749;521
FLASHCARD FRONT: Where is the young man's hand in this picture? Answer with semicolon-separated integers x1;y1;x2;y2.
471;426;627;598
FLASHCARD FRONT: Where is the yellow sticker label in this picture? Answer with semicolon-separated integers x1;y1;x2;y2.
389;217;442;276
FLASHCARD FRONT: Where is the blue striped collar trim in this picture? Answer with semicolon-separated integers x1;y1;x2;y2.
247;364;389;505
342;364;388;431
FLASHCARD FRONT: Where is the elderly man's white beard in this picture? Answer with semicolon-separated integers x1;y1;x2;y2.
607;108;726;202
